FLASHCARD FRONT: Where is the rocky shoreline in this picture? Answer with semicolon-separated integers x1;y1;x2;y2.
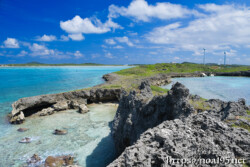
7;70;250;166
109;81;250;166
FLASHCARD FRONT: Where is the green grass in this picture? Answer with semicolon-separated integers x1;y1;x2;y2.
240;116;250;121
246;110;250;115
189;98;211;112
115;63;250;77
101;85;122;89
150;85;169;95
6;63;125;66
232;122;250;132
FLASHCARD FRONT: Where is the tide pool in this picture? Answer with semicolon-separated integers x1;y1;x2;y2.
162;76;250;104
0;66;130;166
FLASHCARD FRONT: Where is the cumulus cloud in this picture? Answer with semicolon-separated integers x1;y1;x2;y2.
60;35;70;41
17;50;28;57
147;4;250;54
105;39;116;45
114;45;124;49
74;50;84;58
60;15;122;41
115;36;134;46
2;38;19;48
36;34;57;42
28;43;55;56
108;0;196;22
105;52;114;59
106;36;134;47
68;33;85;41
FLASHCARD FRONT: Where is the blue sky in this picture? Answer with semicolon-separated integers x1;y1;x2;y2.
0;0;250;65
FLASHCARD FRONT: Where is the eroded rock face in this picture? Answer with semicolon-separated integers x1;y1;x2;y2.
205;99;249;121
112;82;195;155
9;88;121;124
108;112;250;167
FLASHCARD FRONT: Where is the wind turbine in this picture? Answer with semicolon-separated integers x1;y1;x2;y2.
224;51;226;66
203;48;206;65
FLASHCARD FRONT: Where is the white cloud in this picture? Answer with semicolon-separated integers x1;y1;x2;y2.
105;39;116;45
68;33;85;41
36;34;57;42
105;52;114;59
74;51;84;58
115;36;134;46
105;36;134;46
147;4;250;54
60;15;122;40
60;35;70;41
108;0;196;22
114;45;124;49
17;50;28;57
28;43;55;57
91;54;100;59
2;38;19;48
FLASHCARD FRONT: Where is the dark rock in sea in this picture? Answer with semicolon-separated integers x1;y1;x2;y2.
27;154;41;165
9;88;121;124
108;112;250;167
45;155;74;167
17;127;29;132
19;137;31;143
54;129;67;135
112;82;195;155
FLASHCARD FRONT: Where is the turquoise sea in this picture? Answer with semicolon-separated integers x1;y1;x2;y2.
0;66;130;167
162;76;250;105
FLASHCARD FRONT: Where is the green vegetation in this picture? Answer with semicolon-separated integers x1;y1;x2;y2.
243;162;250;167
101;85;122;89
232;122;250;132
150;85;169;95
246;110;250;115
189;98;211;112
240;116;250;122
115;63;250;77
6;62;126;66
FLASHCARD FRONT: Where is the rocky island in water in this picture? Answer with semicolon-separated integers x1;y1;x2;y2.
6;64;250;166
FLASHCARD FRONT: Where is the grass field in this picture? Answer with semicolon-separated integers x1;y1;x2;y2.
115;63;250;77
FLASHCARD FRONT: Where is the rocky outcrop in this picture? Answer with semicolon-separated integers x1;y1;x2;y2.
112;82;195;155
144;74;171;86
9;88;122;124
108;112;250;167
111;81;250;164
206;98;249;121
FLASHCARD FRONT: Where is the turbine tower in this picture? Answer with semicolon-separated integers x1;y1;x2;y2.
203;48;206;65
224;51;226;66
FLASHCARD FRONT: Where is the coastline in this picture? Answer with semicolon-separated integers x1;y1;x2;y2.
5;67;250;166
8;70;250;124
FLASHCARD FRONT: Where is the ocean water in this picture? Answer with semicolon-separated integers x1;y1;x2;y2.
162;76;250;104
0;66;130;166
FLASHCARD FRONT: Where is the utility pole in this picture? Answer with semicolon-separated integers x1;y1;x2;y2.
224;51;226;66
203;48;206;65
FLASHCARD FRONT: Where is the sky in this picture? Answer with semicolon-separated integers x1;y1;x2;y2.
0;0;250;65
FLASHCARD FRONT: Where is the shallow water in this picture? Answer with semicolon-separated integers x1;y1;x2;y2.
162;76;250;104
0;104;117;167
0;66;130;166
